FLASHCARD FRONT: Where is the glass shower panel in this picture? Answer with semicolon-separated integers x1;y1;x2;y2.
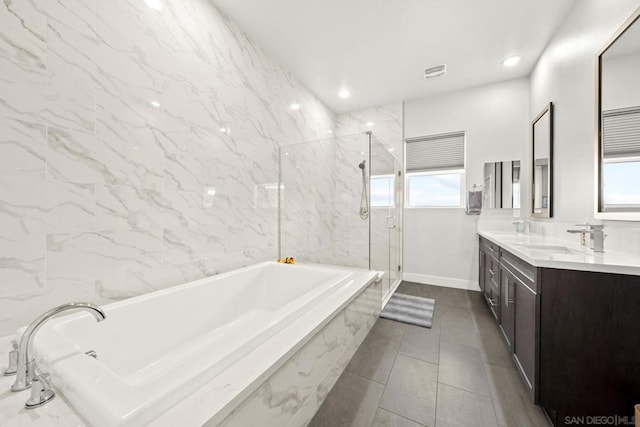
279;133;369;268
332;133;371;269
389;155;401;293
279;137;336;264
369;136;397;299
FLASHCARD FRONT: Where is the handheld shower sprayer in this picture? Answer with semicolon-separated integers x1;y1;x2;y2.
359;160;369;220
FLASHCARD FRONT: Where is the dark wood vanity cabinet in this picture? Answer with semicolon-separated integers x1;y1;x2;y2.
479;235;640;426
480;238;539;400
479;239;501;322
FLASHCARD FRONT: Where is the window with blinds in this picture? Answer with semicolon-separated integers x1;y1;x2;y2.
406;131;465;173
602;107;640;159
601;107;640;210
405;131;466;207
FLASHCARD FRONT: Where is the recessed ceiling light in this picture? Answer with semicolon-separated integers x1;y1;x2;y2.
290;103;301;110
338;88;350;99
389;148;395;152
424;64;446;79
327;130;333;134
144;0;163;10
150;100;161;108
366;122;374;127
502;56;521;67
219;127;227;133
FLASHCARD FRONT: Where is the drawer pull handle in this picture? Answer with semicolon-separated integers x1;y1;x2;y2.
506;281;515;307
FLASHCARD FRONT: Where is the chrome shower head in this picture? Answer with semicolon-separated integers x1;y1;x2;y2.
359;160;366;170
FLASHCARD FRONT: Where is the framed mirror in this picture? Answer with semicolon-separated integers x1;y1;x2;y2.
531;103;553;218
596;6;640;220
483;160;521;209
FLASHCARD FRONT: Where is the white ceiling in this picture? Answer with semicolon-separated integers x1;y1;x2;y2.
211;0;576;114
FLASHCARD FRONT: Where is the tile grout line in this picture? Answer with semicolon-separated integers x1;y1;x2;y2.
374;407;428;427
371;321;404;426
346;370;387;387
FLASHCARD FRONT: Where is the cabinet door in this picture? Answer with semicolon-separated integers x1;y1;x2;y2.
514;278;537;397
499;266;515;350
484;254;500;321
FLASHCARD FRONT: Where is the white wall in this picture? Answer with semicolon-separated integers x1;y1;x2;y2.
403;78;530;289
528;0;640;255
602;51;640;110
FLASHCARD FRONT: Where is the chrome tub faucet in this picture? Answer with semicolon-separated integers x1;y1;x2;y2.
7;302;106;409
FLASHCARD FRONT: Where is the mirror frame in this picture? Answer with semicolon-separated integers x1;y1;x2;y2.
595;6;640;221
531;102;553;219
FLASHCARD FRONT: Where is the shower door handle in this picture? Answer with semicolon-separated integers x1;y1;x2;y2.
385;216;397;229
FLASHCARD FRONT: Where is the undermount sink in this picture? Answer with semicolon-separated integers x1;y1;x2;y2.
514;244;575;254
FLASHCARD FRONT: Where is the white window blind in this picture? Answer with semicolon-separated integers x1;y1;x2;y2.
603;107;640;159
406;131;465;173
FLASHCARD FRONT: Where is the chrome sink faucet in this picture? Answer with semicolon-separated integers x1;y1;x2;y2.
567;224;605;252
8;302;106;409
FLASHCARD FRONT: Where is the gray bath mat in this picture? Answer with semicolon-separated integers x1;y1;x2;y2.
380;293;435;328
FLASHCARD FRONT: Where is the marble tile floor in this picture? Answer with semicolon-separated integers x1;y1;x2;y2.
309;281;551;427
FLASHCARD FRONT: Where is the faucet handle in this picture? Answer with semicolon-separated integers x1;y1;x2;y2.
25;373;55;409
3;348;18;376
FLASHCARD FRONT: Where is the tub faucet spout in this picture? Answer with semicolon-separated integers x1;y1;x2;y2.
11;302;106;405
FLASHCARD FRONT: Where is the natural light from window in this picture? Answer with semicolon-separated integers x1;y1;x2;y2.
371;175;395;207
407;172;463;207
603;160;640;208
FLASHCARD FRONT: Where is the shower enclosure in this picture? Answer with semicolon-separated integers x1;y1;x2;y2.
279;132;401;304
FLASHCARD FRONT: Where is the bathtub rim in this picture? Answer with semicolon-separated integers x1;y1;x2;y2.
154;262;379;426
11;262;378;426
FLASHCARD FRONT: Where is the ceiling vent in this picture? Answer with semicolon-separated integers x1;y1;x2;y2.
424;64;446;79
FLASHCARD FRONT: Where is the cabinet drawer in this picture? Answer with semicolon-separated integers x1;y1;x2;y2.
485;280;500;322
501;250;537;293
481;238;500;258
486;254;500;287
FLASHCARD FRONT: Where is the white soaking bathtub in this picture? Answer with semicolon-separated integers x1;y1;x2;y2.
28;262;377;427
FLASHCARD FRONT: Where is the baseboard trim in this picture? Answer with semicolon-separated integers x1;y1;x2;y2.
402;273;480;292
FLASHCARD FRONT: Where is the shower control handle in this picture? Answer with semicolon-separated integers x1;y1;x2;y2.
385;216;397;229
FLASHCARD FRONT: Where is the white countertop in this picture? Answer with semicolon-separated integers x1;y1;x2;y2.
478;230;640;276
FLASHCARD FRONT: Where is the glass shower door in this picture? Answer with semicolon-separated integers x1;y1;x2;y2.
370;136;399;302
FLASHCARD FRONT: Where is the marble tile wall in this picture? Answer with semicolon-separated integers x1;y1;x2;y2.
331;134;371;269
0;0;335;336
279;133;370;270
335;103;404;276
279;103;404;273
336;102;404;156
280;138;336;264
217;279;382;427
